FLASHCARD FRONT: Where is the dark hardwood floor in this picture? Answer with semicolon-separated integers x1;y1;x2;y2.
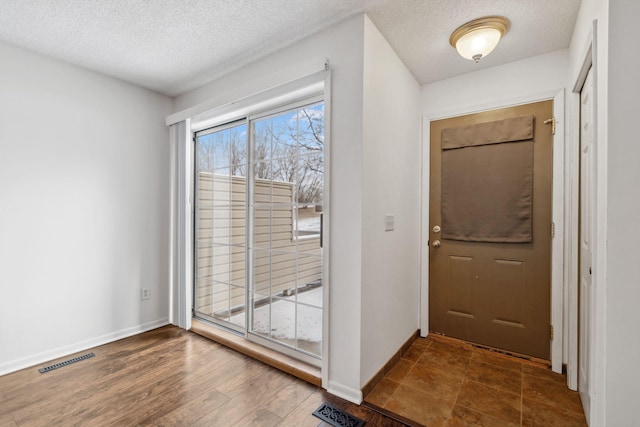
0;326;406;426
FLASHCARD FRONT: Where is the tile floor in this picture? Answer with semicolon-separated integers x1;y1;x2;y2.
364;336;587;427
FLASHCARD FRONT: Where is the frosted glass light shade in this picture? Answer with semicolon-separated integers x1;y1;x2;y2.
450;17;510;63
455;28;502;61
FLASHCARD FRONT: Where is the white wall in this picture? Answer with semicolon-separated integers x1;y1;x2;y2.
0;41;173;375
604;1;639;424
360;16;421;386
175;15;367;401
421;49;568;117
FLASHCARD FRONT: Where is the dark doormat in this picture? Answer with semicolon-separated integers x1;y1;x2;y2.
312;402;365;427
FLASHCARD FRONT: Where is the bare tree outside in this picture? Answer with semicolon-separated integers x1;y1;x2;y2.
197;126;247;176
198;103;324;208
259;104;324;206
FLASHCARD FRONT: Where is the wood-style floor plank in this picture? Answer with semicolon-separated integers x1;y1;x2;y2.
0;413;17;427
237;407;282;426
262;380;317;419
0;326;406;426
276;390;328;427
13;332;203;425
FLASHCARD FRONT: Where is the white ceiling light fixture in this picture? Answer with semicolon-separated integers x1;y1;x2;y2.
449;16;510;63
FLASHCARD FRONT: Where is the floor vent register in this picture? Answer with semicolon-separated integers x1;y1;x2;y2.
38;352;95;374
312;402;365;427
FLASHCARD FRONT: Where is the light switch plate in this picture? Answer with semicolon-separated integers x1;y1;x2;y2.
385;214;394;231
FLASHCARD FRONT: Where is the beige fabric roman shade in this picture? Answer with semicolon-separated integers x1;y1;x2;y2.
441;115;534;243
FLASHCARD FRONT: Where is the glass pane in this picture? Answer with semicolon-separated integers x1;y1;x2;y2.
254;163;272;204
195;281;231;320
197;134;214;172
197;245;227;285
229;176;246;204
228;285;246;328
270;205;294;250
229;245;246;287
296;304;322;357
210;252;231;284
211;206;231;246
212;170;232;206
212;282;231;322
253;249;271;296
253;120;272;163
212;130;230;169
295;153;323;206
251;293;271;339
197;173;213;210
194;122;248;332
270;251;297;297
272;180;294;205
229;204;246;247
295;206;321;239
271;110;298;151
295;254;322;305
253;206;271;249
297;104;324;155
229;125;247;171
194;276;211;313
269;298;296;349
247;103;324;360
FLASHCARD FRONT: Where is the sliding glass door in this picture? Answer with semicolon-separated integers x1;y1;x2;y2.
194;99;324;362
194;121;248;330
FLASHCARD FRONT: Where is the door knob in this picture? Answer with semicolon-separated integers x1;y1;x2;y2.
432;240;441;248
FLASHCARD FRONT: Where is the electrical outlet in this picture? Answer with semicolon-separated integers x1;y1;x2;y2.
141;288;150;301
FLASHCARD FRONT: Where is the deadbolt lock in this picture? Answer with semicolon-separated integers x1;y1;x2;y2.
432;225;441;234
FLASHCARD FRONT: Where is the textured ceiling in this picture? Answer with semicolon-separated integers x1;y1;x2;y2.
0;0;581;97
366;0;582;85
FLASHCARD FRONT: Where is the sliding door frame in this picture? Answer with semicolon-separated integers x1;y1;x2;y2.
192;93;328;368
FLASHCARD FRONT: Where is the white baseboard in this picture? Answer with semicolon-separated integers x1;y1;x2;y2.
0;318;169;376
327;380;363;405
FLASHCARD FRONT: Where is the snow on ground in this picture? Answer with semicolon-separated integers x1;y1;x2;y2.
230;287;322;343
297;216;320;233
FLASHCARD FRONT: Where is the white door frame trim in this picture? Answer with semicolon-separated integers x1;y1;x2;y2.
566;23;595;393
420;89;565;372
567;19;606;425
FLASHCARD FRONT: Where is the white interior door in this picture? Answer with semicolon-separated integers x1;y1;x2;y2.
579;67;594;422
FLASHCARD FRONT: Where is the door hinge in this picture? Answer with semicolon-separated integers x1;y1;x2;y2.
551;222;555;238
550;325;554;340
544;117;557;135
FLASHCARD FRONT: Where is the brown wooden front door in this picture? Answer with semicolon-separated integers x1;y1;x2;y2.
429;100;553;360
